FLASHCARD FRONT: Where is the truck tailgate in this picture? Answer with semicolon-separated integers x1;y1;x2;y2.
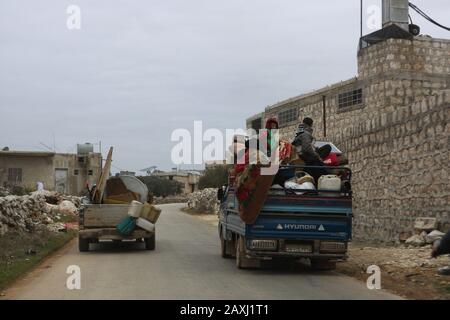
82;204;130;228
247;213;351;241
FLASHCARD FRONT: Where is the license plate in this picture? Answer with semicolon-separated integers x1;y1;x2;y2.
285;244;312;253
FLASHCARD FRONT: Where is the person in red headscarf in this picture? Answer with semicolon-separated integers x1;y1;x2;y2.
234;118;279;175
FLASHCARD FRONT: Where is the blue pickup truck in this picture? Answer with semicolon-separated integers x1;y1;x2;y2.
218;165;353;270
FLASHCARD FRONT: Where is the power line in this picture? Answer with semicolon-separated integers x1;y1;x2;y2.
409;2;450;32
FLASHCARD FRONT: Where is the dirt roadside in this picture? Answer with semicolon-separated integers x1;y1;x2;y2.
336;243;450;300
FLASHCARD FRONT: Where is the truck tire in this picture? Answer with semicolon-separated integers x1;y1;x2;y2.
220;233;232;259
145;234;156;251
310;259;336;271
79;237;89;252
236;236;260;269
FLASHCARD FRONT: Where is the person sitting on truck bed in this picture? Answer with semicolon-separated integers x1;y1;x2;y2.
292;117;328;183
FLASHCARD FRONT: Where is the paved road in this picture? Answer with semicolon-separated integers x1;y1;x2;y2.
4;204;400;300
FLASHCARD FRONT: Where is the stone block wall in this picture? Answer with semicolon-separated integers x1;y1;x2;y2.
248;36;450;242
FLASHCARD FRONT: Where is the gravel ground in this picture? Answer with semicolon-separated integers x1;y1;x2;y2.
336;243;450;300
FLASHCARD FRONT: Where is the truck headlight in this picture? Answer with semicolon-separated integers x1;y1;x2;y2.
248;239;278;251
320;241;346;253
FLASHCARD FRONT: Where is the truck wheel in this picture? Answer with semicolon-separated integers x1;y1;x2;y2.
236;236;260;269
310;259;336;271
220;232;232;258
79;237;89;252
145;234;156;251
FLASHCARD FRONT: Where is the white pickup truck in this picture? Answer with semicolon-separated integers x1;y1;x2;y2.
78;204;156;252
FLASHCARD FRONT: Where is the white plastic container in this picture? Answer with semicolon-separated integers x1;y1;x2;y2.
136;218;155;232
284;180;316;195
127;200;143;218
318;175;341;196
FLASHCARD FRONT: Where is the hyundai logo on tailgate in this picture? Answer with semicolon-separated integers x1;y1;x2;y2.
276;224;326;231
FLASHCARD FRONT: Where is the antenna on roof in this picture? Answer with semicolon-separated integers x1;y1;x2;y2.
39;142;54;152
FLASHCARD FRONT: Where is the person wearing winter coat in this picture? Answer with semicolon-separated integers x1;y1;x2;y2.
292;117;327;182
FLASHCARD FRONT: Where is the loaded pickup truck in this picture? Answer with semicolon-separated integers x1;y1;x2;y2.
218;165;352;270
78;204;156;252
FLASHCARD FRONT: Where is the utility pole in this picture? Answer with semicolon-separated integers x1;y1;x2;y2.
360;0;363;38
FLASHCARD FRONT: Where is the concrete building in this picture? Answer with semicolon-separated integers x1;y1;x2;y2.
246;25;450;241
153;170;201;195
0;147;102;195
205;160;227;169
119;171;136;177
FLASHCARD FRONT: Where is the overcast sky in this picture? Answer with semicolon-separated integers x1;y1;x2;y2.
0;0;449;173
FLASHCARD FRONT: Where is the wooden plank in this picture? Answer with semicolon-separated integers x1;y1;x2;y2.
83;204;129;228
93;147;113;204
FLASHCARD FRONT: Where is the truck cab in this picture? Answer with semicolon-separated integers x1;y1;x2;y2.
218;165;352;270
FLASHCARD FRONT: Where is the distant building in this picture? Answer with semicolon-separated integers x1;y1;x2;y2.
152;170;201;195
204;160;227;169
0;146;102;195
119;171;136;176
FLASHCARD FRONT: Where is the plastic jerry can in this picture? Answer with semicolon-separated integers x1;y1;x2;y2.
318;175;341;196
127;200;143;218
136;218;155;232
140;203;162;224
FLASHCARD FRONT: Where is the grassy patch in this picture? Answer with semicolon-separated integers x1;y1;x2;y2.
0;228;77;291
54;214;78;224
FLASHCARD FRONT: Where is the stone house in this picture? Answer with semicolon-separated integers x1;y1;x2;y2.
152;170;201;195
246;29;450;242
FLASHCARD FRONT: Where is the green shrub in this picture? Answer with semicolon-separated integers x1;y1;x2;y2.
138;176;183;197
198;165;230;190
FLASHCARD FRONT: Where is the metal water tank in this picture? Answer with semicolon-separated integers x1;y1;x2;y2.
77;143;94;155
382;0;410;31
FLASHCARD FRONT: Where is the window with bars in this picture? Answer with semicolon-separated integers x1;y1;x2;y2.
8;168;22;183
338;88;363;109
278;108;298;126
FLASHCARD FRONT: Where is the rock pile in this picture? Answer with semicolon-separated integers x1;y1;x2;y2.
187;188;219;214
404;218;447;247
0;191;82;236
0;194;54;235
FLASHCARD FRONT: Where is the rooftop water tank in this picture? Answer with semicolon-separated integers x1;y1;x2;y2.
77;143;94;155
382;0;409;31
